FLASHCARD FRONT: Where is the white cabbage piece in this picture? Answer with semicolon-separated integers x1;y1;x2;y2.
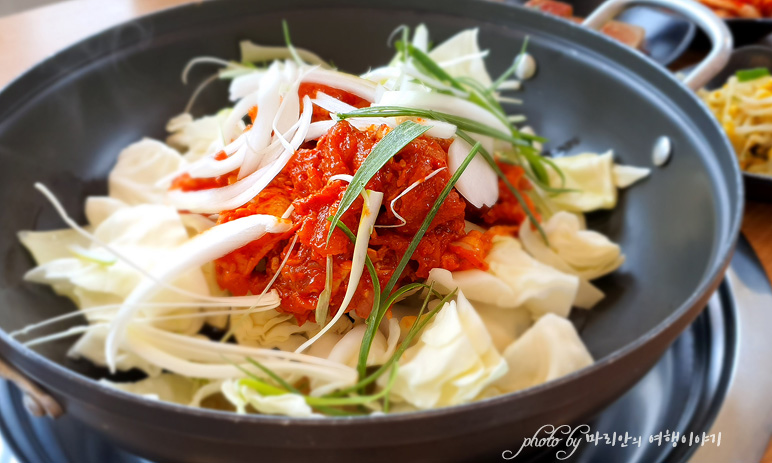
21;204;211;371
474;303;532;353
221;379;317;417
548;151;617;212
427;267;516;309
232;309;319;351
383;291;507;409
486;236;579;318
166;111;230;162
325;318;399;368
84;196;128;228
108;138;186;205
18;229;90;265
100;373;199;403
520;212;625;281
488;313;593;394
427;236;579;319
428;28;493;87
548;151;651;212
613;164;651;188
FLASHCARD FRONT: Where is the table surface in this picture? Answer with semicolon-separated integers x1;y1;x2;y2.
0;0;770;461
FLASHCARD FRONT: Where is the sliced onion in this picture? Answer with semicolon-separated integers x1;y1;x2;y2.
167;96;313;214
376;90;510;135
222;92;258;143
312;92;357;114
104;214;293;371
303;68;377;102
239;63;284;179
448;138;498;208
306;120;336;141
229;71;267;101
187;137;246;179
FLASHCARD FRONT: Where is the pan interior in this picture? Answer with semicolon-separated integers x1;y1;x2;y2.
0;1;736;375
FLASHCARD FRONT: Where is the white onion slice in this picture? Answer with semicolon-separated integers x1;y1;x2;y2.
448;138;498;208
295;189;384;353
239;64;283;179
303;68;377;102
312;92;357;114
222;92;258;143
127;326;356;388
104;214;293;371
167;96;313;214
187;137;246;179
376;90;510;135
229;71;267;102
305;121;336;141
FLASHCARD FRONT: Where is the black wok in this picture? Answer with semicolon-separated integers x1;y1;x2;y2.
0;0;743;461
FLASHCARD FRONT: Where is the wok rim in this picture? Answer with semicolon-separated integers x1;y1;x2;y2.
0;0;744;428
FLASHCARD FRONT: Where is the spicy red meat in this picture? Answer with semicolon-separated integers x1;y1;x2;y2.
172;89;536;324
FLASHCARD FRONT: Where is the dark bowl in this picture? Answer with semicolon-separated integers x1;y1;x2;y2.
706;45;772;201
726;18;772;46
0;0;742;462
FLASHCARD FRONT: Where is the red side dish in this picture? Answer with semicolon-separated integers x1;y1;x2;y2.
525;0;645;49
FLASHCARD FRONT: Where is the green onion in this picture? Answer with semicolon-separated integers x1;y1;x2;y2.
332;289;457;396
281;20;304;66
396;41;466;93
488;36;530;92
337;106;544;145
736;67;770;82
330;220;382;381
381;141;482;300
326;121;431;243
245;357;300;394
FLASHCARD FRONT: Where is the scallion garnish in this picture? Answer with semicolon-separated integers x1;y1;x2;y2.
326;121;431;243
736;67;770;83
281;20;304;66
337;106;544;145
489;37;530;92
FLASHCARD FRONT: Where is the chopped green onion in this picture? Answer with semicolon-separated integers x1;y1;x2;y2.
381;141;483;300
330;220;382;381
326;121;431;243
281;20;304;66
337;106;544;145
736;67;770;82
489;37;530;93
245;357;301;394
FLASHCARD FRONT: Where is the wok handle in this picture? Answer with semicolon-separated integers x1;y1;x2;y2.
583;0;733;90
0;353;63;418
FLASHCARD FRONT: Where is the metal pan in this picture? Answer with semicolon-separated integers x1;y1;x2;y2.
0;0;743;461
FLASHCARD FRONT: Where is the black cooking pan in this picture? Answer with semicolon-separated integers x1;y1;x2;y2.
0;0;742;461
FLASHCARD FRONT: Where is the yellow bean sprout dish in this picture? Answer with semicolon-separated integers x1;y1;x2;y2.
699;67;772;177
